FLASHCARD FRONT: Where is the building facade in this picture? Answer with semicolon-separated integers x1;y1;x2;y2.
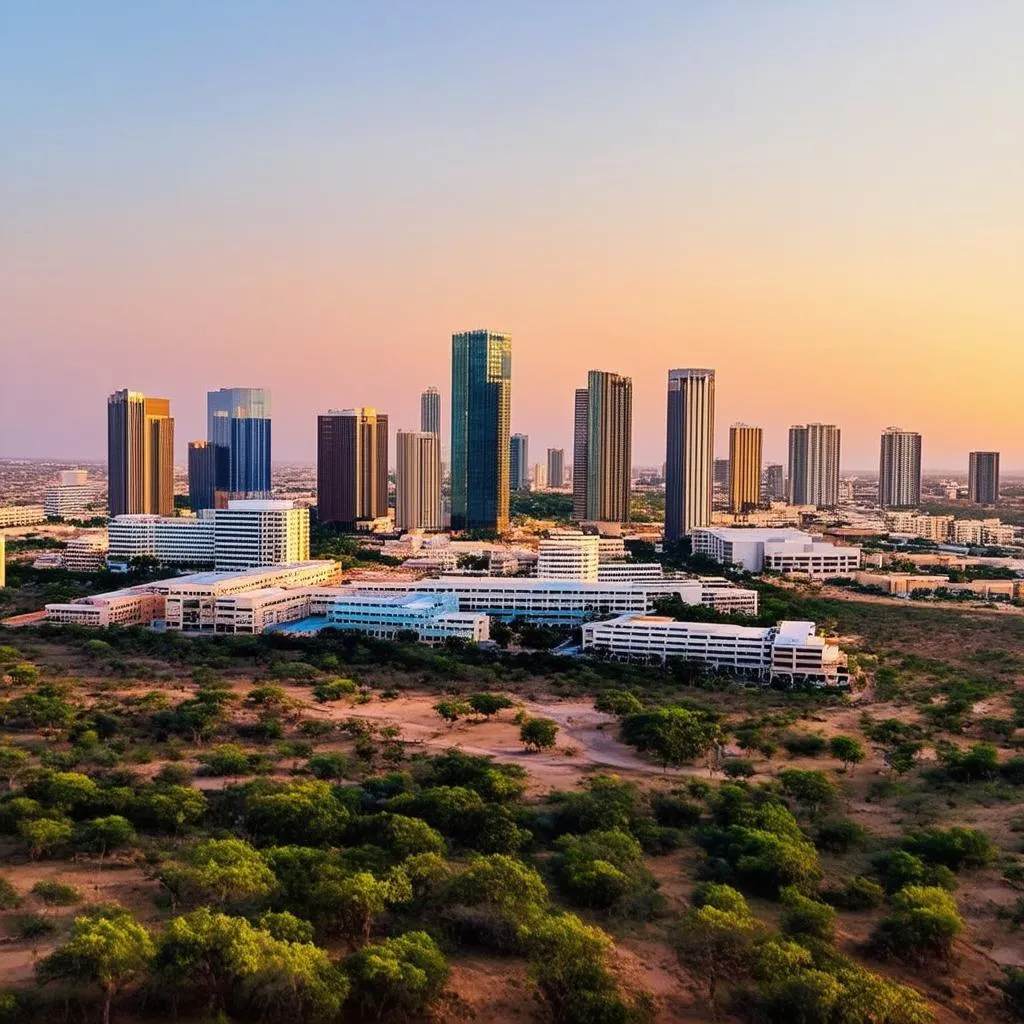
728;423;762;513
213;500;310;571
187;440;226;513
509;433;530;491
395;431;442;531
317;408;389;528
44;471;103;519
107;389;174;517
764;463;785;502
572;388;589;520
665;368;715;540
420;386;441;436
547;448;565;489
968;451;1000;505
450;330;512;532
788;423;840;509
693;527;860;576
207;387;272;500
575;370;633;522
536;534;600;581
878;427;922;509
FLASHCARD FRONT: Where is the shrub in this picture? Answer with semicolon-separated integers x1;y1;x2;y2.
829;735;866;768
778;769;840;814
723;759;756;779
781;732;827;758
307;753;351;781
779;885;836;941
901;826;997;871
620;707;721;769
651;792;703;828
673;898;761;1006
815;817;866;854
343;931;448;1021
594;690;644;717
31;881;81;906
520;717;559;752
0;877;21;910
872;850;957;893
554;829;656;914
466;693;515;718
12;913;56;940
257;910;315;944
871;885;964;961
823;875;886;910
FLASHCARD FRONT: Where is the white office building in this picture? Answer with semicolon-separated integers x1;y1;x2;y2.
581;615;847;685
537;534;600;581
44;471;104;519
693;527;860;576
596;562;665;583
64;534;109;572
108;514;216;566
0;506;46;529
321;591;489;644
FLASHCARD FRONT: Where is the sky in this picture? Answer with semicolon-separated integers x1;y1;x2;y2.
1;1;1022;470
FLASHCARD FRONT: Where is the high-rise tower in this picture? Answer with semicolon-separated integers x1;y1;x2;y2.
420;386;441;437
509;434;530;491
788;424;841;509
207;388;272;500
728;424;762;513
878;427;922;509
968;451;1000;505
317;408;389;527
664;369;714;540
450;330;511;532
107;389;175;517
547;448;565;489
396;431;441;531
572;371;632;522
572;388;589;520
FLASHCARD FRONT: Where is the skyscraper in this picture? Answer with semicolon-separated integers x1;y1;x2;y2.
187;441;225;513
509;434;530;491
968;451;1000;505
450;330;512;532
420;386;441;436
317;408;389;527
729;424;763;513
107;389;174;517
207;388;272;500
395;431;441;531
764;463;785;503
665;369;715;541
547;448;565;488
572;371;632;522
788;424;841;509
572;388;589;520
878;427;922;509
713;458;730;493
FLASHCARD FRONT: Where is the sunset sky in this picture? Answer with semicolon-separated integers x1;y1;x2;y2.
1;2;1022;470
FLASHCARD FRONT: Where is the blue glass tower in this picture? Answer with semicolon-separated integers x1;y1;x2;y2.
207;388;272;499
450;331;511;533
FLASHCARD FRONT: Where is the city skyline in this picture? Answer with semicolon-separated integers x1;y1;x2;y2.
3;4;1023;468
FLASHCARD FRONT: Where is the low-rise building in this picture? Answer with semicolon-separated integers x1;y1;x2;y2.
762;539;860;578
0;506;46;529
693;527;860;575
321;591;489;643
951;519;1016;547
537;534;600;581
64;534;109;572
212;588;314;634
851;570;1022;601
581;614;847;685
44;472;104;519
45;589;166;627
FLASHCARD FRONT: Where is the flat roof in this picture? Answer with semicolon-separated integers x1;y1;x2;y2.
695;527;811;542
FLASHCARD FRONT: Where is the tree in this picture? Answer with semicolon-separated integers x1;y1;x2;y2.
161;838;276;908
312;870;407;948
554;829;655;912
19;817;73;860
433;700;473;728
37;911;154;1024
244;781;348;846
594;690;643;717
778;769;841;815
198;743;252;777
901;826;997;871
258;910;315;943
134;784;207;834
779;885;836;941
872;885;964;961
0;747;28;789
344;930;448;1021
466;692;515;718
829;735;866;769
83;816;136;866
673;902;761;1006
520;717;559;752
620;707;721;769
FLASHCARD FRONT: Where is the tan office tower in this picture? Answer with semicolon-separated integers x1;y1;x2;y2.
788;423;841;509
396;431;441;531
107;389;175;517
317;408;389;527
573;371;632;522
729;424;762;513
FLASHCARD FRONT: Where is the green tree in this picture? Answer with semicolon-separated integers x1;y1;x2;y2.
901;826;997;871
244;781;348;846
83;816;136;865
433;699;473;728
0;747;28;789
778;769;841;815
673;901;762;1006
594;690;644;716
19;817;73;860
161;838;276;908
313;869;411;948
466;692;515;718
779;885;836;941
343;930;448;1021
37;911;154;1024
620;707;721;769
872;885;964;961
829;735;866;769
257;910;315;943
520;716;559;752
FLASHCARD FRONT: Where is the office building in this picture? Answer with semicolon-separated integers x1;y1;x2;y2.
764;463;785;502
968;451;1000;505
0;507;46;529
573;370;632;522
572;389;589;520
878;427;922;509
729;424;762;513
450;330;512;532
317;408;389;528
64;535;109;572
44;471;103;519
713;458;730;492
316;592;489;644
537;534;600;581
395;431;441;531
665;369;715;540
787;424;840;509
187;441;226;513
582;616;847;685
510;433;530;491
107;389;174;517
214;500;310;571
692;527;861;576
420;386;441;436
108;514;216;567
547;448;565;489
207;388;272;500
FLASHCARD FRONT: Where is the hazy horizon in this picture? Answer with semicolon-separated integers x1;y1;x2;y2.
3;2;1022;467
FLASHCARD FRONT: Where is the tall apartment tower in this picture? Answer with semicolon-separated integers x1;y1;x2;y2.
420;386;441;436
878;427;922;509
509;434;530;491
450;330;512;533
207;388;272;500
764;463;785;502
571;371;632;522
713;458;730;493
317;408;389;528
968;451;1000;505
107;389;175;517
572;388;589;520
665;369;715;541
729;424;763;513
788;423;841;509
395;431;441;531
547;448;565;489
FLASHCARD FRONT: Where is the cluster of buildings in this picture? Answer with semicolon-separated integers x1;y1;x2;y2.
883;512;1016;547
691;527;862;577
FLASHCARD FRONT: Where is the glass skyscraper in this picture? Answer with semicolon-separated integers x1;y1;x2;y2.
450;330;511;532
207;388;272;500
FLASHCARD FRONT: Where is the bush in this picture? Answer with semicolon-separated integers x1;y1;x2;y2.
520;717;559;752
0;877;21;910
823;875;886;910
871;885;964;961
872;850;958;893
901;826;997;871
466;693;515;718
31;881;81;906
257;910;315;944
12;912;56;940
723;759;756;779
829;735;866;768
554;829;656;914
778;769;840;814
343;931;448;1021
781;732;827;758
594;690;644;717
307;753;352;781
815;817;866;854
651;792;703;829
779;885;836;941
